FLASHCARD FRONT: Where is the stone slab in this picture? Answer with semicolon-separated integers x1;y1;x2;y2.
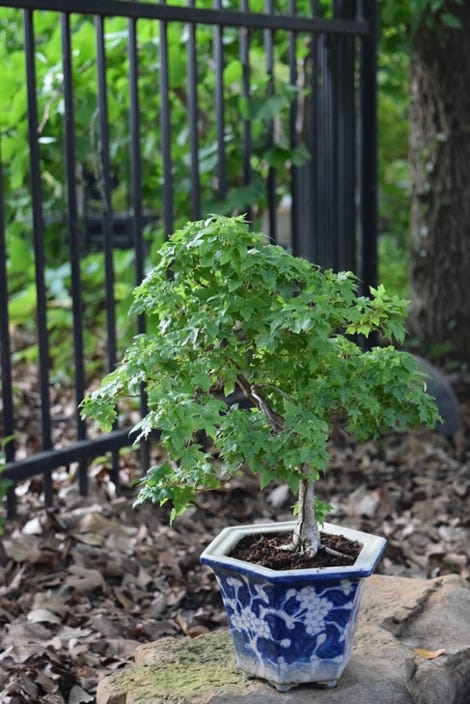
97;574;470;704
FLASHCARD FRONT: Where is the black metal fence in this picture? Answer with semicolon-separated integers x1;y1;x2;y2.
0;0;377;515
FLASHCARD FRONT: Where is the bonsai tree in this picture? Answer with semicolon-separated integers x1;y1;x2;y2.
81;215;439;557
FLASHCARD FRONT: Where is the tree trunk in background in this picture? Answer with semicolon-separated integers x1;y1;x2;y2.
408;4;470;362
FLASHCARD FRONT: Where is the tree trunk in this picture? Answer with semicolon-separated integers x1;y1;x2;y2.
292;476;320;556
408;4;470;362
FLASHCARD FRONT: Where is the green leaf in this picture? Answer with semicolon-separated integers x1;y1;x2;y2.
440;12;461;29
253;93;288;122
168;42;187;88
291;145;311;167
224;59;242;84
8;285;37;323
82;215;440;523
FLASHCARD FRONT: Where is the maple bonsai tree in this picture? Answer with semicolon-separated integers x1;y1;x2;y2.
81;215;439;557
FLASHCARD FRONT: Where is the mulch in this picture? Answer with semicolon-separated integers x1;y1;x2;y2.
1;370;470;703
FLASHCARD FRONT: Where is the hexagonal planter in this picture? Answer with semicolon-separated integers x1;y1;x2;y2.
200;521;386;691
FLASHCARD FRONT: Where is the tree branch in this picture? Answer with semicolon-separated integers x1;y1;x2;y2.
236;374;284;433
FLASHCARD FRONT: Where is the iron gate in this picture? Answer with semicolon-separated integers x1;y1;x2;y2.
0;0;377;515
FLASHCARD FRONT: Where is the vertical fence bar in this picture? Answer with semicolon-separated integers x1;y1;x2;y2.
95;15;117;372
128;18;145;291
0;148;17;517
1;0;373;499
333;0;356;272
158;9;174;237
240;0;252;220
358;0;377;292
128;16;150;472
288;0;298;253
95;14;120;485
264;0;276;241
23;9;54;507
292;0;320;261
329;32;339;267
187;3;201;220
310;0;320;263
315;31;334;267
213;0;226;201
61;11;89;495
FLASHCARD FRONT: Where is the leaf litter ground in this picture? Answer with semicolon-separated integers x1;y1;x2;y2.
1;371;470;703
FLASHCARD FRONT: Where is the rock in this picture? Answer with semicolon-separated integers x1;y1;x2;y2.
414;355;461;436
97;574;470;704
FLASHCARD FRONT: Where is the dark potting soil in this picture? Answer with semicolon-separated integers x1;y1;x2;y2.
229;532;362;570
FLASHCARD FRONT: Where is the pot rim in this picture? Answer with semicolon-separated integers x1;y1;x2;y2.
200;521;387;583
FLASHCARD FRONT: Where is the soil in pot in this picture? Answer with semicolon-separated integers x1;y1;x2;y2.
229;532;362;570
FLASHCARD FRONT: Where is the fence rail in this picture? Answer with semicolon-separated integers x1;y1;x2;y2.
0;0;370;34
0;0;377;516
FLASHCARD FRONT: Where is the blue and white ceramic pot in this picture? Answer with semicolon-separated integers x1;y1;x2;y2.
200;521;386;691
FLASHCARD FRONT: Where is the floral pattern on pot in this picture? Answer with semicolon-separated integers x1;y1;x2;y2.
215;571;365;689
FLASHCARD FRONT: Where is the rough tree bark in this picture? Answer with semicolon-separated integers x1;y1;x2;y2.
291;476;320;555
408;3;470;362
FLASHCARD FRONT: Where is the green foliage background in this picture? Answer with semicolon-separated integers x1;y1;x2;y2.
4;1;462;380
1;5;311;382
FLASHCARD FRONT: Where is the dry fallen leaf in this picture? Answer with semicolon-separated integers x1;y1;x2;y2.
22;517;44;535
64;566;106;594
414;647;447;660
27;608;62;625
187;625;210;638
2;370;470;702
68;684;95;703
4;537;42;563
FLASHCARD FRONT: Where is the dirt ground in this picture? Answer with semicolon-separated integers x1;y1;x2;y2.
1;370;470;703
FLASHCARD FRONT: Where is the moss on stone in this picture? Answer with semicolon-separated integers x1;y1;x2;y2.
97;631;251;704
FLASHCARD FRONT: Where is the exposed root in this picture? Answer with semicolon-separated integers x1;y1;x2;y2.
276;541;348;561
277;540;317;558
277;541;296;553
321;545;347;560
